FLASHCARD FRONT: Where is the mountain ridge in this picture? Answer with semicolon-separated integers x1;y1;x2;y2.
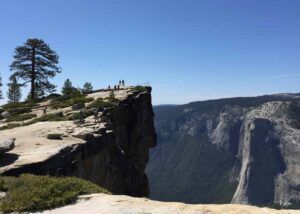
147;92;300;208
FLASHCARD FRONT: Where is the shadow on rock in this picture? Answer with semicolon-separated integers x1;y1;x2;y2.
0;153;19;167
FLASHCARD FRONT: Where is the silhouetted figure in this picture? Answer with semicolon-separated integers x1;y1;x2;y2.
93;109;99;123
94;107;104;123
117;85;120;90
79;109;85;124
108;85;110;91
114;85;117;90
122;80;125;86
43;106;47;116
119;80;121;85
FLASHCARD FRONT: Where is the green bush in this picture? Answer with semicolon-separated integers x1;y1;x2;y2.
0;174;110;212
131;86;148;93
5;114;37;123
72;96;94;105
67;109;94;121
0;123;22;131
41;93;62;101
50;95;93;109
30;112;66;123
2;102;37;111
0;178;6;192
88;98;115;109
1;102;38;117
8;108;32;116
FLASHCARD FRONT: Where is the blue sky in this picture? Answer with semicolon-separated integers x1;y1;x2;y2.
0;0;300;105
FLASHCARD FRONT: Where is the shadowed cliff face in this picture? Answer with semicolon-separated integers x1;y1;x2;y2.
0;87;157;197
146;94;300;208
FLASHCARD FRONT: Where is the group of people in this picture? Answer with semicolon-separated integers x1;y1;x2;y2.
108;80;125;91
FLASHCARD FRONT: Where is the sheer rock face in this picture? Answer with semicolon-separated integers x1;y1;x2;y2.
233;102;300;207
147;94;300;207
0;87;157;197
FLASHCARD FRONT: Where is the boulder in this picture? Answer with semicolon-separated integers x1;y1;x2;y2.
1;111;10;119
47;133;63;140
0;192;7;200
0;138;16;154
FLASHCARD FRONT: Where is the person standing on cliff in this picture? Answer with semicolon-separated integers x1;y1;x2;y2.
79;109;85;124
93;109;99;123
43;106;47;116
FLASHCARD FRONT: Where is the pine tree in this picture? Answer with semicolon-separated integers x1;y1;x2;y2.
62;79;80;96
82;82;93;93
10;38;61;100
0;74;3;100
7;76;22;103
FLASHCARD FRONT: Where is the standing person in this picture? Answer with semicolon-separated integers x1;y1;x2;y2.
43;106;47;116
119;80;121;85
122;80;125;86
79;109;85;124
108;85;110;91
114;85;117;90
93;109;99;123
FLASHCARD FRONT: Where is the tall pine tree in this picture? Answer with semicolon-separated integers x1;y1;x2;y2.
10;38;61;100
0;74;3;100
7;76;21;103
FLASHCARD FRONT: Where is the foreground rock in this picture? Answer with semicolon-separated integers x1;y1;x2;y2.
0;87;157;197
0;138;15;154
42;193;299;214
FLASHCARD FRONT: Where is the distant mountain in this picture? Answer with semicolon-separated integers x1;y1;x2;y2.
146;93;300;208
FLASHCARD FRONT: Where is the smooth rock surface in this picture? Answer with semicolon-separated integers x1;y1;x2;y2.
1;111;10;119
0;138;15;154
42;193;300;214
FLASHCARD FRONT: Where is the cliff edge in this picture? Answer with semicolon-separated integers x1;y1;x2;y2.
0;86;157;197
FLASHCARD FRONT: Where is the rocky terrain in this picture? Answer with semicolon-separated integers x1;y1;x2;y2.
41;193;300;214
0;86;157;197
146;93;300;208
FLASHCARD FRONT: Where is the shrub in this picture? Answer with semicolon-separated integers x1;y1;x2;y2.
1;102;38;117
43;93;62;101
67;109;94;121
0;123;21;131
0;178;5;191
50;95;93;109
0;174;110;212
8;108;31;116
30;112;66;123
87;98;115;109
131;86;148;93
2;102;37;111
72;96;94;105
5;114;37;123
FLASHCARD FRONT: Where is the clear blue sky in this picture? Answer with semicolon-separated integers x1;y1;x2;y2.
0;0;299;105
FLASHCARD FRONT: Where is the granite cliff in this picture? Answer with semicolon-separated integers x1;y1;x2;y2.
147;93;300;208
0;86;156;197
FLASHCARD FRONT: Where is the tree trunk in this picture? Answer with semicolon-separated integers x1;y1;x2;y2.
31;47;36;100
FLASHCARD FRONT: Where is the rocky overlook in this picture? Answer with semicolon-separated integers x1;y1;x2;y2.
147;93;300;208
0;86;156;197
